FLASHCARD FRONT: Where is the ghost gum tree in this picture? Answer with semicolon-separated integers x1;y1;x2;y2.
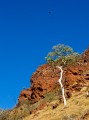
45;44;79;106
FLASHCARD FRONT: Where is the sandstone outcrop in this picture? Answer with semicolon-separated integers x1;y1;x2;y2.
18;47;89;105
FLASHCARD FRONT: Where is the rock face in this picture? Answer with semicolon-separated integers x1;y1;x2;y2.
18;64;60;104
18;47;89;104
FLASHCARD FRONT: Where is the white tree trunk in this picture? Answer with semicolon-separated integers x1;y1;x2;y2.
58;66;67;106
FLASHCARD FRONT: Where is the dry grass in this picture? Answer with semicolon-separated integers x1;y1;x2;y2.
23;90;89;120
0;89;89;120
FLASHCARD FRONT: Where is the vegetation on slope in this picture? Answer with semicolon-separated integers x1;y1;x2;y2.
0;44;89;120
24;89;89;120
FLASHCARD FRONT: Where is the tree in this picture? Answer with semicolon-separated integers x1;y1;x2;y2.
45;44;79;66
45;44;79;107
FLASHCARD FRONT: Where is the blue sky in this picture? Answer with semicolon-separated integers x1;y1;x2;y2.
0;0;89;109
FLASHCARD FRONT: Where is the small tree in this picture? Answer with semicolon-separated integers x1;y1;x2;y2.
45;44;79;107
45;44;79;66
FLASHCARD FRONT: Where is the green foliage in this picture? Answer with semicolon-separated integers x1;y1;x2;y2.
63;52;80;66
43;92;55;102
43;91;60;102
45;44;79;67
45;44;73;61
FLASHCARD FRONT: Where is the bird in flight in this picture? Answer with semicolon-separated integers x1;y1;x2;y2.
48;11;51;14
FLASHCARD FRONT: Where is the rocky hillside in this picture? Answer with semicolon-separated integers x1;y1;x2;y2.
0;47;89;120
18;47;89;105
23;90;89;120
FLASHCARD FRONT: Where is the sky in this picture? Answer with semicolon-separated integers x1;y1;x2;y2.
0;0;89;109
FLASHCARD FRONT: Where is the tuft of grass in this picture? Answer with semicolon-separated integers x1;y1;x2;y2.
0;109;11;120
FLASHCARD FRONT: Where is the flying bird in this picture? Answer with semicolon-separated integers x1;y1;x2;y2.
48;11;51;14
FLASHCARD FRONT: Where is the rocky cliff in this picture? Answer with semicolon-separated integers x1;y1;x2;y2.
18;47;89;105
0;47;89;120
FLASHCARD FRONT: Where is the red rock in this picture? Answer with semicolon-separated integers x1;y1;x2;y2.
18;47;89;106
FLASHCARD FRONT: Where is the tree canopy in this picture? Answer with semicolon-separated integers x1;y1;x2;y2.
45;44;79;67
